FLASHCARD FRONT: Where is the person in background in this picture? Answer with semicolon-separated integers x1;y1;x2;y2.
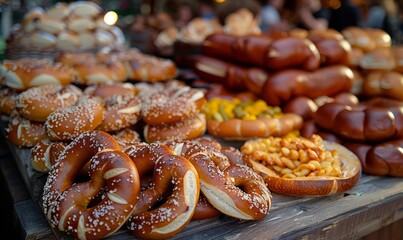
294;0;329;30
260;0;293;32
198;0;215;20
174;2;196;28
365;0;401;44
328;0;361;31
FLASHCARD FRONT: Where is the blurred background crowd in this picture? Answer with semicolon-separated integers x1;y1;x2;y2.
0;0;402;56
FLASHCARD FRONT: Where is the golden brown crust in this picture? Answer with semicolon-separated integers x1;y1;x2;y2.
1;59;75;91
99;49;178;82
123;142;199;239
144;114;206;142
0;88;19;115
207;113;303;141
6;112;48;147
31;140;66;172
45;98;104;141
42;131;140;240
142;84;206;126
16;84;82;122
96;95;141;132
167;140;272;220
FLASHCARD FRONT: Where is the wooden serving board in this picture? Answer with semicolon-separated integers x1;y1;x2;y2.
1;121;402;239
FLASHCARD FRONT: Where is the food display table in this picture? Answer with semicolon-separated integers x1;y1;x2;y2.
1;124;402;240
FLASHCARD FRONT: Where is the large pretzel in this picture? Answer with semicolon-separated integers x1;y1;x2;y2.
168;140;272;220
123;142;200;239
42;131;140;240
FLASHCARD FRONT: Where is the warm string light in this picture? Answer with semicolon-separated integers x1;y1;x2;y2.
104;11;118;25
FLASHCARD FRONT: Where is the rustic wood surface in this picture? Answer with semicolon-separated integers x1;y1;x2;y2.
1;121;402;239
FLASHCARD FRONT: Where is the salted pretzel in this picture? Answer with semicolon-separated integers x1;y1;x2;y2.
167;140;272;220
0;58;75;91
123;142;199;239
144;113;206;142
31;139;66;172
16;84;82;122
42;131;140;240
142;84;205;126
111;128;142;148
6;112;48;147
96;95;142;132
98;49;178;82
84;82;138;99
45;97;104;141
0;88;18;115
56;52;127;85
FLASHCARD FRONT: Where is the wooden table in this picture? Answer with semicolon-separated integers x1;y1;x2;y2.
1;126;402;239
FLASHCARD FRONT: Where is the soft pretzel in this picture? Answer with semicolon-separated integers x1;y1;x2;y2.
169;140;272;220
0;59;75;91
98;49;178;82
45;97;104;141
111;128;142;148
123;142;199;239
6;112;48;147
0;88;18;115
144;113;206;143
96;95;142;132
16;84;82;122
192;194;222;220
84;83;138;99
31;139;66;172
42;131;140;240
314;97;403;142
142;84;205;126
56;52;127;85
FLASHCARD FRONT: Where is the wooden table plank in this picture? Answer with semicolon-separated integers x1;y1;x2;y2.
14;199;55;240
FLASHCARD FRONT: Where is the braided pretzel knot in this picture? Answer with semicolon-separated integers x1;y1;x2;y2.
168;141;272;220
42;131;140;240
123;142;200;239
